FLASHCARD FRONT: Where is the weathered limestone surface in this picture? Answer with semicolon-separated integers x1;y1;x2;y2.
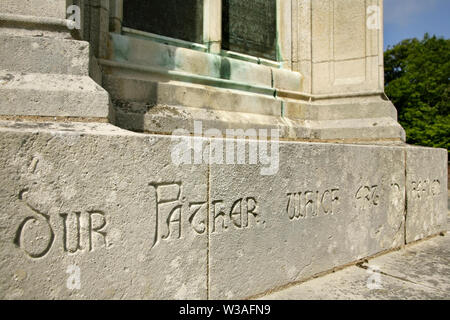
105;32;293;90
0;71;110;119
0;0;447;301
0;0;67;19
260;232;450;300
0;121;208;299
305;0;384;95
405;146;448;243
0;0;111;120
0;121;447;299
102;70;404;142
209;141;406;299
0;35;90;76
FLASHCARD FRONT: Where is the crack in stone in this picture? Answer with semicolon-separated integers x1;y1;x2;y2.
356;261;447;294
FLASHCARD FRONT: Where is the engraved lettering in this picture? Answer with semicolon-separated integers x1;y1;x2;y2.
162;205;182;240
331;189;340;214
321;190;332;214
14;189;107;258
60;212;82;253
304;191;315;218
60;211;108;253
149;182;182;248
149;182;262;247
230;198;243;228
212;197;259;233
15;208;54;258
286;188;340;220
189;202;207;234
356;185;379;209
212;200;228;233
246;197;259;227
411;179;441;200
410;179;442;201
88;210;107;251
14;189;54;258
431;180;441;196
286;193;302;220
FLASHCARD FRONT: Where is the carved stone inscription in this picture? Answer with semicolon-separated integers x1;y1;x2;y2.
123;0;204;43
14;189;108;259
149;182;262;249
212;197;260;233
286;188;340;220
410;179;441;200
15;178;409;255
355;185;380;210
354;182;406;211
59;211;107;253
222;0;277;60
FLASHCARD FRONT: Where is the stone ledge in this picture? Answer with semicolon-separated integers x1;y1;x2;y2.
0;71;111;120
292;117;406;141
0;13;75;39
111;103;406;143
103;75;281;116
0;121;446;299
101;73;405;142
0;35;90;76
284;97;399;121
106;32;302;92
0;0;67;19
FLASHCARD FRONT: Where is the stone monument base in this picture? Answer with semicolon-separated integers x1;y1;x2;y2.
0;120;446;299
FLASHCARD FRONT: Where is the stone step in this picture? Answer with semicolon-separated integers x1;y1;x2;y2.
0;71;111;119
0;0;67;19
0;13;75;39
102;73;282;116
297;117;406;142
0;34;90;76
103;74;405;142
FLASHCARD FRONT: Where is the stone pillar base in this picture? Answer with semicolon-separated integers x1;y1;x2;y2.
0;9;111;121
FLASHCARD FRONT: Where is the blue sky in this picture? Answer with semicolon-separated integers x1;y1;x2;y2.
384;0;450;49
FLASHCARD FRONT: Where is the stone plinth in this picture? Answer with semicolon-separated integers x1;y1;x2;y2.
0;121;446;299
0;121;208;299
405;147;448;243
0;0;111;121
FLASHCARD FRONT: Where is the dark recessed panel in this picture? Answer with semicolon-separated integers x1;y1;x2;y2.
123;0;204;44
222;0;277;60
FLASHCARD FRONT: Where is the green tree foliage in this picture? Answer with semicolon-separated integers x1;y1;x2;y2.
384;34;449;151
